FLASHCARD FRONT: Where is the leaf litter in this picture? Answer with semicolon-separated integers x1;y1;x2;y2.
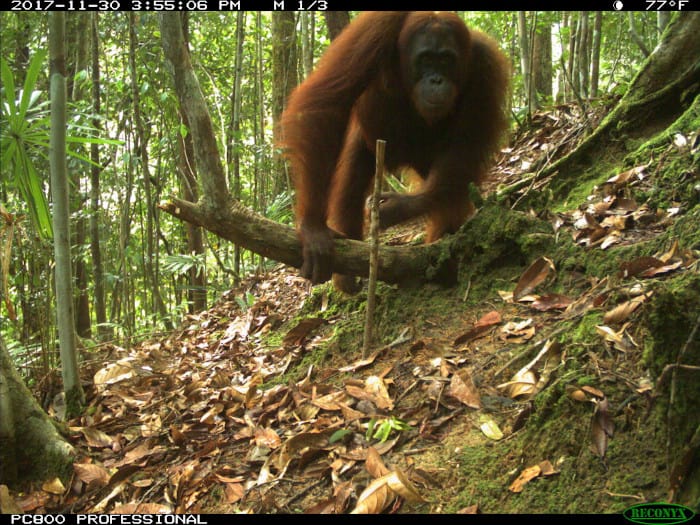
9;104;700;515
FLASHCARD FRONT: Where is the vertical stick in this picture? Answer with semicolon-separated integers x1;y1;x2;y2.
363;140;386;358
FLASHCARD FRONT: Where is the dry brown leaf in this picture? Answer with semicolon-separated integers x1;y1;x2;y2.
93;360;135;389
530;294;574;311
596;324;637;352
603;292;652;324
508;464;541;493
453;310;502;345
223;482;244;504
311;390;352;410
497;369;537;400
365;446;391;478
513;256;556;301
73;463;110;488
447;369;481;409
283;317;325;346
591;398;614;458
254;426;282;449
619;256;665;278
80;427;114;448
457;504;479;514
113;441;167;468
365;376;394;410
640;260;682;277
351;470;425;513
41;478;65;495
385;469;426;504
346;380;393;411
350;475;396;514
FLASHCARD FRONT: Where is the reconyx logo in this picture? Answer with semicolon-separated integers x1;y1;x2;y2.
623;502;696;525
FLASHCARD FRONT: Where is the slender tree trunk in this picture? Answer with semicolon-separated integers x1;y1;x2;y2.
174;13;207;313
231;11;245;281
322;11;349;40
577;12;590;99
590;12;602;99
90;13;109;340
128;13;172;327
517;12;532;114
49;11;84;411
301;12;315;76
68;13;92;339
533;19;552;105
628;12;651;57
255;11;266;271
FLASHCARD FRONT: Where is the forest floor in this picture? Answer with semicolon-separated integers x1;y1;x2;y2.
13;100;700;515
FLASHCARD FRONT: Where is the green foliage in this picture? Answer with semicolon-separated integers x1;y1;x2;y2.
366;416;412;443
1;50;52;239
235;291;256;311
161;253;206;279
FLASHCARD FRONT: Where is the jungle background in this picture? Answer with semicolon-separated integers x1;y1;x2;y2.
0;10;698;515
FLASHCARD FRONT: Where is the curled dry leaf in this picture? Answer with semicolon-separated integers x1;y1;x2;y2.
385;469;425;504
350;474;396;514
351;470;425;514
497;369;537;400
365;446;391;478
596;324;638;352
513;256;556;301
603;292;652;324
591;398;614;458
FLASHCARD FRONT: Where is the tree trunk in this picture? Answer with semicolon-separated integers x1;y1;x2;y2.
301;12;315;76
49;11;84;412
68;13;92;340
533;19;552;105
90;12;109;340
129;13;172;327
590;12;602;99
323;11;350;41
0;334;74;486
517;12;532;114
271;11;298;197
